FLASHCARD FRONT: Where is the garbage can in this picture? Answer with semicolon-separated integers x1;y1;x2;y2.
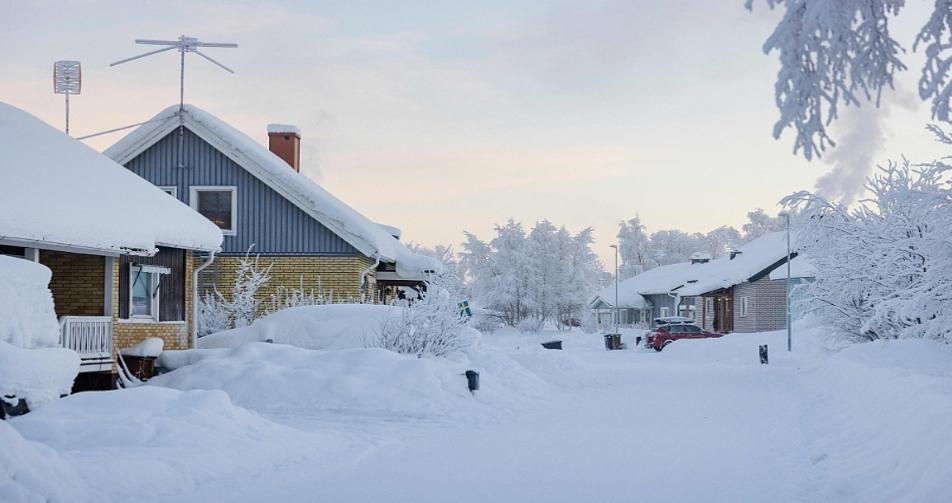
603;333;622;350
123;355;157;380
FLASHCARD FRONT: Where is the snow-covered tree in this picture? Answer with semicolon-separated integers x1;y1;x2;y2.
783;154;952;343
749;0;952;159
197;249;272;336
741;208;785;242
460;219;604;330
648;230;705;266
703;226;743;257
617;215;652;278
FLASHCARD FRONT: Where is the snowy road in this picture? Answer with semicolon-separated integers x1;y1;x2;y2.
195;342;814;502
9;329;950;503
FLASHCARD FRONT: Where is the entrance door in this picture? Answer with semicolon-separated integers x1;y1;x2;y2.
714;292;733;333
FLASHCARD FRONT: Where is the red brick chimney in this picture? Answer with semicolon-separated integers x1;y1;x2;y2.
267;124;301;172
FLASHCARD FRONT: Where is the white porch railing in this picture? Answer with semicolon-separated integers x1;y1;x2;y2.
59;316;113;373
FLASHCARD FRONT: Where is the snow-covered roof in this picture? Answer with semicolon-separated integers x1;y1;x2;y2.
769;254;816;280
104;105;439;276
590;262;702;309
0;102;222;255
679;232;795;296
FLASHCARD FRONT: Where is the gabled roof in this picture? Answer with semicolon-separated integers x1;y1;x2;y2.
589;262;701;309
678;232;797;296
0;102;222;255
104;105;438;275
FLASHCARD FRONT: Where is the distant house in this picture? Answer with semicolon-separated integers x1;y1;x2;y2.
590;233;813;333
104;105;439;307
0;102;222;389
589;259;708;328
679;232;813;333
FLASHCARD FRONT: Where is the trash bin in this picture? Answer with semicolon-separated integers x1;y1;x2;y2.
541;340;563;350
464;370;480;394
604;333;622;350
1;396;29;419
123;355;157;380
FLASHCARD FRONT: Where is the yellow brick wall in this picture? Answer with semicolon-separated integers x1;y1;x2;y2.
112;250;194;353
195;254;377;309
40;250;105;317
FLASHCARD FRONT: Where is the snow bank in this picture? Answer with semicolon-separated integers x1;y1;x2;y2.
0;256;59;348
151;343;549;419
0;341;79;408
0;421;93;503
804;339;952;502
199;304;404;350
0;102;222;254
11;386;325;501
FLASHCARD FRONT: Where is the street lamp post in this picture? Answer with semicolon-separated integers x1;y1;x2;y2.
780;212;792;352
610;244;619;334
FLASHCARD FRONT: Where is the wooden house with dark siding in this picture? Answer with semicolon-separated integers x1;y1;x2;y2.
0;102;222;390
105;105;438;306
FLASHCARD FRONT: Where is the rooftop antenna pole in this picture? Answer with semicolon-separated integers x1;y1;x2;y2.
53;61;82;135
110;35;237;167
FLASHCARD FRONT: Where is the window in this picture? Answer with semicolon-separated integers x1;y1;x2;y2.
129;264;169;320
159;186;178;198
681;325;701;333
659;307;669;318
705;298;714;311
190;186;237;235
740;296;750;317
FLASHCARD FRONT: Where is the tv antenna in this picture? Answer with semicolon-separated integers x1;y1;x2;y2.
53;60;81;135
111;35;237;167
110;35;238;112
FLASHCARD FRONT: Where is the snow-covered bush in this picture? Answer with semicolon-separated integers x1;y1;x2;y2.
267;283;336;313
197;250;272;337
371;276;472;357
784;157;952;342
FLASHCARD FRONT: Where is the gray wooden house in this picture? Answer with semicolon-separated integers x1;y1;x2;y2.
104;105;438;306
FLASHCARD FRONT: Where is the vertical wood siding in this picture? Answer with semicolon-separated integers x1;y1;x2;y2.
119;247;185;321
124;128;359;256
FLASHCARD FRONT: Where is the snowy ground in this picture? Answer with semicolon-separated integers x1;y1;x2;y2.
5;322;951;502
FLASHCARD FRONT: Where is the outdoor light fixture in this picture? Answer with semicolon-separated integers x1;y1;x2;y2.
53;60;81;134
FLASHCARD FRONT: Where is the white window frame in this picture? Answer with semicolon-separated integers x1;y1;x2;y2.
740;296;750;317
190;186;237;236
128;264;169;321
659;307;669;318
158;186;178;198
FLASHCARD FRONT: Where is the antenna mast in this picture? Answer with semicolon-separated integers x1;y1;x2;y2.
53;61;81;135
110;35;237;166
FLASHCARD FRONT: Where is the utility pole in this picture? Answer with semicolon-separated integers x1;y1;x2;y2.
610;244;619;333
781;212;792;352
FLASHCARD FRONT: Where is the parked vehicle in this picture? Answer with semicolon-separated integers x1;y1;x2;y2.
653;316;695;327
645;323;722;351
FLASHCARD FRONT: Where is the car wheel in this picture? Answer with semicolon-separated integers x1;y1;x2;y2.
658;340;673;351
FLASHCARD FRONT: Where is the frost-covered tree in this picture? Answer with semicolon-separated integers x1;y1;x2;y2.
460;219;604;330
741;208;785;242
783;154;952;343
617;215;652;278
197;249;272;336
648;230;706;266
704;226;743;257
749;0;952;159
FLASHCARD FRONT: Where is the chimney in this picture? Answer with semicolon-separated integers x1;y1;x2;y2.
267;124;301;172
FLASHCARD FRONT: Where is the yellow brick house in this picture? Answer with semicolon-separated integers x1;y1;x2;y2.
0;102;222;390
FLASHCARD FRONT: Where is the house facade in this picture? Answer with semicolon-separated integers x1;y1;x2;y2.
105;105;438;308
0;102;222;389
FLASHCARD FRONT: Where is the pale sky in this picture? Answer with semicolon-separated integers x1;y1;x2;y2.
2;1;948;266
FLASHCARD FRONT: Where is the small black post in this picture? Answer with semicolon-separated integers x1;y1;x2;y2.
465;370;480;395
759;344;769;365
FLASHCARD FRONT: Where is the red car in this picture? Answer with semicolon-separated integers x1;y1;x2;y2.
645;323;722;351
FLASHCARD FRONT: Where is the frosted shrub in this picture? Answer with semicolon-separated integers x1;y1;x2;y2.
197;249;272;336
372;278;468;357
267;282;336;313
198;293;230;337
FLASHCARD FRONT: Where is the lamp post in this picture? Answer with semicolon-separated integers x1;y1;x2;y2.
610;244;619;334
780;212;792;352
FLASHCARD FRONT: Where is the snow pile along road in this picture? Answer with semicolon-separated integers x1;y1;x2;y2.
151;342;549;420
10;386;327;502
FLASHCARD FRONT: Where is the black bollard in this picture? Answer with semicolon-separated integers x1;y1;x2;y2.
465;370;480;395
759;344;769;365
